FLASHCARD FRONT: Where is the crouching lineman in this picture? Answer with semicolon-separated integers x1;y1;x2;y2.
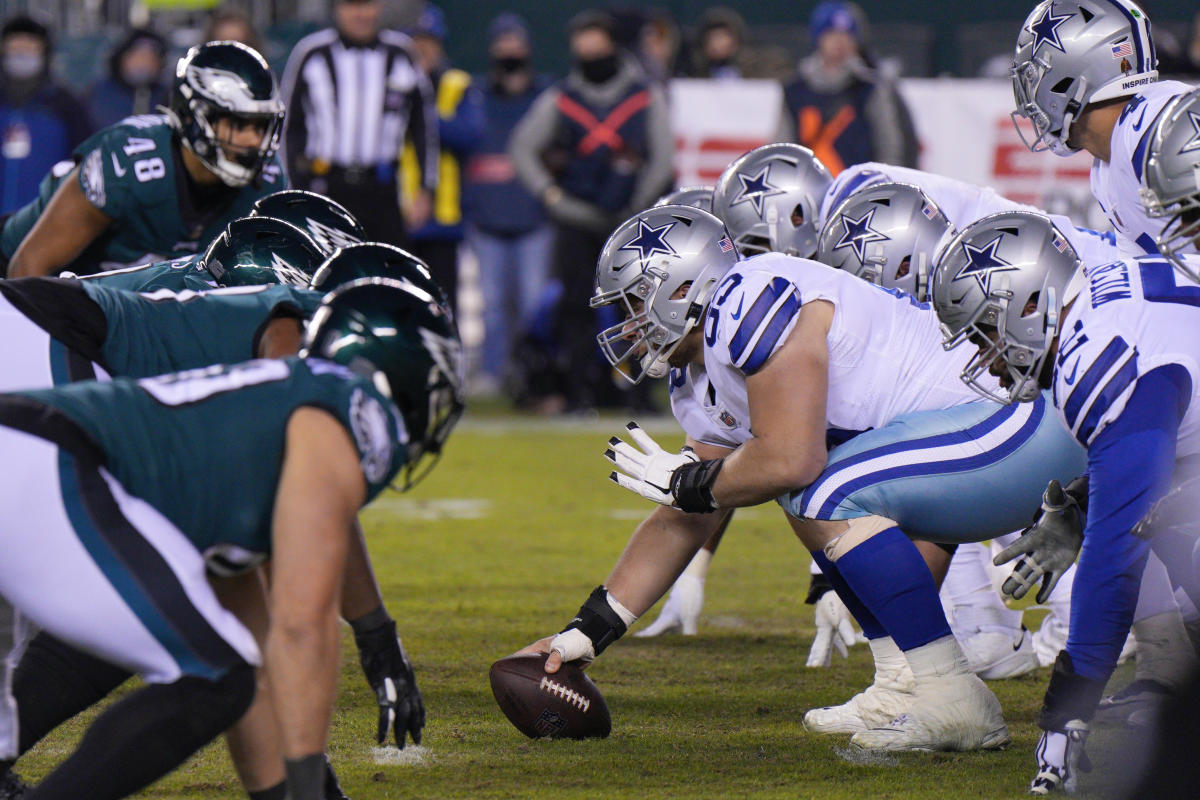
931;206;1200;792
519;204;1087;751
0;244;443;797
0;278;463;800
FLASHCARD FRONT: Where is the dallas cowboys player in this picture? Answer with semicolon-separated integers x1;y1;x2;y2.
1012;0;1195;258
0;279;463;800
932;208;1200;793
0;41;287;278
518;204;1088;751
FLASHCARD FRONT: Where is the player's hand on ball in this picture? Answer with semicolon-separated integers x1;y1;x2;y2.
514;636;565;673
353;619;425;749
806;590;859;667
993;479;1084;603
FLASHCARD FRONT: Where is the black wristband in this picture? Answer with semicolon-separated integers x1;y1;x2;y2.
284;754;327;800
805;572;834;605
349;605;393;637
562;586;628;656
670;458;724;513
1037;651;1107;730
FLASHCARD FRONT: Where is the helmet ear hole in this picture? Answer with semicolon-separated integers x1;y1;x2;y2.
1050;78;1073;94
896;256;912;280
791;204;805;226
1022;290;1041;317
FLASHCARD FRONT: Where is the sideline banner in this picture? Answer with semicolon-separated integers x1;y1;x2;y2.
668;77;1105;227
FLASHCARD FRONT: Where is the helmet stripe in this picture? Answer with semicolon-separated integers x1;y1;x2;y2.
1097;0;1151;73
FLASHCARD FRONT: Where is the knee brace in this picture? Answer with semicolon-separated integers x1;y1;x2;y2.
823;516;898;562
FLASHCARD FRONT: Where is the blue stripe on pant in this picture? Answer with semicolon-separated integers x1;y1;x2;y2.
779;393;1088;543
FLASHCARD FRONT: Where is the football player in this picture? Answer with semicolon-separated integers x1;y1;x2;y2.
1011;0;1195;258
0;278;463;800
0;245;445;797
520;204;1088;751
0;41;287;278
248;190;366;256
931;208;1200;793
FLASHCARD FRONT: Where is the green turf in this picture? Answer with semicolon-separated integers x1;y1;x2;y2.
17;413;1134;798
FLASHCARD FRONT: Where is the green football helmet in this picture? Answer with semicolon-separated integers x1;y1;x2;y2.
303;277;465;489
200;216;324;287
250;190;365;256
308;242;446;309
167;41;285;187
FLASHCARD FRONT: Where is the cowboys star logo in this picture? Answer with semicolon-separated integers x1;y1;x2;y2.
954;234;1018;295
1027;4;1073;56
833;207;889;263
731;165;785;217
619;218;677;260
1179;110;1200;155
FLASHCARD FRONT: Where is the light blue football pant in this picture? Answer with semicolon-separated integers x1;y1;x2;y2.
779;392;1087;543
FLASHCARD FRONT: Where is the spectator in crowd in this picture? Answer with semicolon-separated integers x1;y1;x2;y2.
281;0;437;248
204;5;263;53
687;6;746;80
463;13;552;397
510;10;673;411
776;1;917;174
0;15;89;215
402;3;484;311
639;9;681;86
86;28;168;131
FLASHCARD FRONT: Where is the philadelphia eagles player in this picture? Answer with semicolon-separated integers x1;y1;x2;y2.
0;277;463;800
0;41;286;278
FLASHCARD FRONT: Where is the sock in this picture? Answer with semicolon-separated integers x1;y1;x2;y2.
26;664;255;800
832;527;953;652
940;542;1023;635
248;783;287;800
13;632;132;755
810;550;886;640
683;548;713;582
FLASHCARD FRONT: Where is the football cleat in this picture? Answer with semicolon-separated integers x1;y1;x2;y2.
634;573;703;637
803;637;915;735
849;673;1010;751
960;627;1040;680
1092;679;1171;728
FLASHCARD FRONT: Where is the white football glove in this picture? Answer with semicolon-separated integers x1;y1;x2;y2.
1030;721;1091;794
806;590;860;667
634;573;704;637
605;422;698;507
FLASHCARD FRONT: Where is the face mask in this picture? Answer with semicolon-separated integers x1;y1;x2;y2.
122;65;159;88
493;56;529;75
4;52;43;80
577;53;618;84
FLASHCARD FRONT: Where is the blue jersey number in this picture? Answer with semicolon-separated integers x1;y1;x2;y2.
704;273;743;347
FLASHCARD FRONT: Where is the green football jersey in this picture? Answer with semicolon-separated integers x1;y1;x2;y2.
79;282;325;378
0;114;287;271
78;255;215;293
18;357;407;562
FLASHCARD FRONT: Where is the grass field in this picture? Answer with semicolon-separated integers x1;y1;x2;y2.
18;412;1138;798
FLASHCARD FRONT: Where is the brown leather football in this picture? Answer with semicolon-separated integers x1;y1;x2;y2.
489;653;611;739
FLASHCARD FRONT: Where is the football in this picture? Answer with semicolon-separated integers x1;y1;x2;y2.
489;654;611;739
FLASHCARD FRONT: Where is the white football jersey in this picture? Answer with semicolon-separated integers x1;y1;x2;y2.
820;162;1119;270
1090;80;1196;257
668;253;990;448
1052;253;1200;456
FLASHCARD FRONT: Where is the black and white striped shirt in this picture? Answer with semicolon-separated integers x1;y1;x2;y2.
280;28;437;188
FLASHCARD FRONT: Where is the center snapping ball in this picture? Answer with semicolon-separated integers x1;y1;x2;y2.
489;654;611;739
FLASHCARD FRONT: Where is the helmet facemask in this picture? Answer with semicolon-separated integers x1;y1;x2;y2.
1010;57;1086;157
184;97;283;187
1143;187;1200;283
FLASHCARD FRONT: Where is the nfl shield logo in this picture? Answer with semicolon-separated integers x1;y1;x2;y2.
719;410;737;427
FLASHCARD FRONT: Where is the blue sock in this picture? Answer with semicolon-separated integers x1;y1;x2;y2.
832;527;952;651
810;550;887;640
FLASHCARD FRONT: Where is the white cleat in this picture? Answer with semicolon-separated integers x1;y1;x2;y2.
849;673;1010;752
961;627;1040;680
804;637;915;735
634;574;703;637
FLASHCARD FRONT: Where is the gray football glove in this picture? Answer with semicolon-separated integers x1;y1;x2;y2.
993;478;1085;603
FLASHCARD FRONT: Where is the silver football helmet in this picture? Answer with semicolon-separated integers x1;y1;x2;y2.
654;186;714;212
712;143;832;258
931;211;1081;403
816;182;953;302
592;205;739;383
1011;0;1157;157
1140;87;1200;282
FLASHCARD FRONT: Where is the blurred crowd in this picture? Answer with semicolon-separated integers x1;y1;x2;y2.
2;1;1199;413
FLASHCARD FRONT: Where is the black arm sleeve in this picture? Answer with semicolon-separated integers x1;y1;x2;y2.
0;278;108;367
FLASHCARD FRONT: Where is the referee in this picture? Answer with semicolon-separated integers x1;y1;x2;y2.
280;0;438;247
